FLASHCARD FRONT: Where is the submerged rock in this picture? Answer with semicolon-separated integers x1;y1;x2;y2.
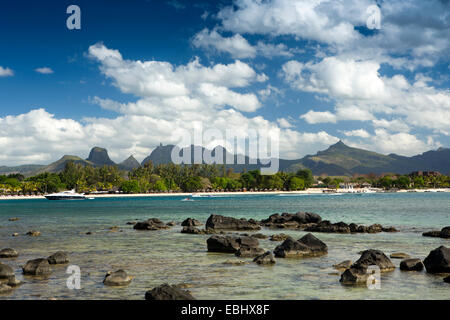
423;226;450;239
103;269;132;286
273;233;327;258
235;246;265;258
0;284;12;294
269;233;289;241
181;218;203;227
206;214;260;231
181;226;214;235
145;284;195;300
0;263;14;280
47;252;69;265
0;248;19;258
423;246;450;273
8;217;20;221
11;233;19;237
251;233;268;239
400;258;424;271
26;230;41;237
22;258;52;276
222;259;248;266
390;252;411;259
133;218;171;230
333;260;353;270
166;221;176;227
253;251;276;265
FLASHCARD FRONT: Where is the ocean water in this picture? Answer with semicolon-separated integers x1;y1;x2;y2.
0;192;449;300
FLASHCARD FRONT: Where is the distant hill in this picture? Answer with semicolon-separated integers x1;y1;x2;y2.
32;155;94;175
0;164;45;176
2;142;450;177
118;155;141;171
86;147;116;166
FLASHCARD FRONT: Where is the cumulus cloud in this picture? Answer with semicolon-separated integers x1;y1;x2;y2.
192;28;295;59
35;67;54;74
0;44;343;165
0;66;14;77
217;0;450;69
285;57;450;135
340;129;371;138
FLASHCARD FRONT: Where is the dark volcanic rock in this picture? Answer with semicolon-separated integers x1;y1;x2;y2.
390;252;411;259
22;258;52;276
261;212;321;229
0;263;14;280
86;146;115;166
235;246;265;258
444;276;450;283
181;218;203;227
305;221;351;233
423;246;450;273
298;233;328;254
251;233;268;239
103;269;132;286
423;226;450;239
269;233;289;241
133;218;171;230
333;260;353;270
206;214;260;231
207;235;259;253
26;230;41;237
400;258;424;271
181;226;214;235
0;284;13;294
273;233;327;258
47;252;69;265
0;248;19;258
253;251;276;265
340;249;395;285
145;283;195;300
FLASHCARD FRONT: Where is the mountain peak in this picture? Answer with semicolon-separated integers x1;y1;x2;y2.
119;155;141;170
86;147;115;166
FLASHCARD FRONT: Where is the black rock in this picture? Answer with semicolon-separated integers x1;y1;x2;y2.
260;212;321;229
47;252;69;265
352;249;395;272
181;218;203;227
0;263;14;279
253;251;276;265
207;235;259;253
22;258;52;276
103;269;132;286
273;237;312;258
400;258;424;271
0;248;19;258
423;246;450;273
298;233;328;254
145;284;195;300
235;246;265;258
133;218;171;230
444;276;450;283
206;214;260;231
269;233;289;241
333;260;352;270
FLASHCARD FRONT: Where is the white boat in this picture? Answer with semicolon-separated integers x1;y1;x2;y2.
45;190;86;200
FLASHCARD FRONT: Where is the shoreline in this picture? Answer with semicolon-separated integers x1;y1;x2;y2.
0;188;448;200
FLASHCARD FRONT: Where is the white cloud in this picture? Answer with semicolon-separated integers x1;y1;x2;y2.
340;129;371;138
35;67;54;74
192;28;294;59
277;118;293;128
347;129;439;156
0;66;14;77
284;57;450;135
0;44;345;165
300;110;336;124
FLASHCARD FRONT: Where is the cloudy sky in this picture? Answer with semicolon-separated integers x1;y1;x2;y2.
0;0;449;165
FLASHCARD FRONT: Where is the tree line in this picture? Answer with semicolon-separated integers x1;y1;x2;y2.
0;161;449;195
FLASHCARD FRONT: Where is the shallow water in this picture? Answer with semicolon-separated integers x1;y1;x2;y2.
0;192;449;300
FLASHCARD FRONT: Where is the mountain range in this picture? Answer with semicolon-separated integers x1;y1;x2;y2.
1;141;449;177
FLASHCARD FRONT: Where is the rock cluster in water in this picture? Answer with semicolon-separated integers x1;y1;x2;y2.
340;249;395;285
261;212;321;229
206;214;261;231
0;248;19;258
305;221;397;234
422;226;450;239
207;235;264;257
23;258;52;276
133;218;171;230
273;233;327;258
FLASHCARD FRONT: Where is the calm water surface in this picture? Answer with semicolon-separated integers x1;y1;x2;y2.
0;192;449;300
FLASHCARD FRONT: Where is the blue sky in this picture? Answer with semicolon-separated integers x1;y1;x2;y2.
0;0;449;165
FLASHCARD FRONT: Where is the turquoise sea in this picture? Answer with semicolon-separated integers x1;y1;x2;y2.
0;192;449;300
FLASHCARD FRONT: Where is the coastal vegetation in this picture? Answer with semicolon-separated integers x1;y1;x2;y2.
0;161;449;195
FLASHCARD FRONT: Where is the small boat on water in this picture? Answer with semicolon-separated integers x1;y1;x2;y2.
45;190;86;200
